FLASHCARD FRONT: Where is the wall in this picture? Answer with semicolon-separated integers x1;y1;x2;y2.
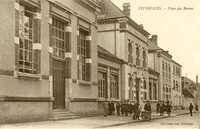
0;0;51;124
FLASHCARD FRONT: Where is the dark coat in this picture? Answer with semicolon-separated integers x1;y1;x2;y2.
116;103;121;110
166;104;172;112
189;104;193;111
144;104;151;111
111;102;115;111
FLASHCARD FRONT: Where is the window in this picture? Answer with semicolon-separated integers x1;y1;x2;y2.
149;81;152;100
173;80;175;89
143;80;147;89
128;41;133;63
110;74;119;99
153;82;157;100
143;51;146;68
52;18;65;59
169;66;171;79
19;5;37;74
136;47;140;66
78;29;88;80
128;76;132;99
176;81;178;91
98;72;107;98
144;92;147;100
162;62;165;77
166;64;168;78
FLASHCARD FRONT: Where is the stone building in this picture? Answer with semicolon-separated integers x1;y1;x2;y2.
171;60;182;109
147;37;160;110
182;76;198;108
0;0;100;123
97;0;150;106
97;45;124;109
148;35;172;103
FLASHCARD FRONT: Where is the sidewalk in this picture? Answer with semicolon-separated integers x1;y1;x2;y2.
51;109;194;128
1;110;195;129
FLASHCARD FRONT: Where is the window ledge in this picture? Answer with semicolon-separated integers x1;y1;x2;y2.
16;72;41;80
78;80;92;86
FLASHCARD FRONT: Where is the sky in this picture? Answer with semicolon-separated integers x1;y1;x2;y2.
111;0;200;82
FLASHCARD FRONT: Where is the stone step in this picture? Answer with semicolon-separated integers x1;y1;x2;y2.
49;110;81;121
52;111;73;115
51;113;78;117
49;115;82;121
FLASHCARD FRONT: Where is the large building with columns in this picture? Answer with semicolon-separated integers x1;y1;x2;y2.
0;0;100;123
97;0;150;106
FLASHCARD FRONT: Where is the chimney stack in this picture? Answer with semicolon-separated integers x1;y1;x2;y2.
139;24;144;29
123;2;130;17
196;75;198;84
151;35;158;44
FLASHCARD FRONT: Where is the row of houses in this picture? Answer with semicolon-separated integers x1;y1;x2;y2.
0;0;199;124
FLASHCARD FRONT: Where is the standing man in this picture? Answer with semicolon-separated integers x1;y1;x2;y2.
196;104;199;111
189;103;193;116
103;100;108;117
156;102;160;114
144;101;151;112
166;102;172;117
121;102;125;116
116;102;121;116
110;101;115;115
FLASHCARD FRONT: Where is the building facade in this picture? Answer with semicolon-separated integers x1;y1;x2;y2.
182;76;198;108
171;60;182;109
0;0;100;123
148;68;159;111
97;45;123;109
97;0;150;106
148;35;172;103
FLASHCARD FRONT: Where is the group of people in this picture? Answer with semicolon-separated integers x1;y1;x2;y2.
103;100;199;118
156;101;172;116
103;100;142;117
103;100;152;120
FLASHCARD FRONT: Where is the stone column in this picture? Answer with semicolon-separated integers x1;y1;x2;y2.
64;25;72;110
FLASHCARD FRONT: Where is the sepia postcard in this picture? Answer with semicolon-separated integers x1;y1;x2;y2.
0;0;199;129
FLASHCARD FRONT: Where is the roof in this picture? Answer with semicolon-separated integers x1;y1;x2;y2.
98;0;125;19
148;39;161;51
182;88;195;98
148;67;159;76
172;59;182;67
97;0;150;36
188;83;197;90
97;45;124;63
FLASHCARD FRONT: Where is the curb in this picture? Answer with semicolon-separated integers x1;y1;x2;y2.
95;112;193;128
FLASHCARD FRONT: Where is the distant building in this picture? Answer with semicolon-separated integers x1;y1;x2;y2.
148;35;172;103
171;60;182;109
97;0;150;106
182;76;198;108
182;88;195;109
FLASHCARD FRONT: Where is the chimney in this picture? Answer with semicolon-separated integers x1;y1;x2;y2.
123;2;130;17
152;35;158;44
139;24;143;29
196;75;198;84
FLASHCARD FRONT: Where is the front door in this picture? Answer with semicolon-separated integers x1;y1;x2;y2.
53;59;65;109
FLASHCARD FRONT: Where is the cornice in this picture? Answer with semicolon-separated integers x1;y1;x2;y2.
98;51;124;64
73;0;99;13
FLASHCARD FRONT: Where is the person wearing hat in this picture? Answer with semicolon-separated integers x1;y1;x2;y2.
189;103;193;116
144;100;151;112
